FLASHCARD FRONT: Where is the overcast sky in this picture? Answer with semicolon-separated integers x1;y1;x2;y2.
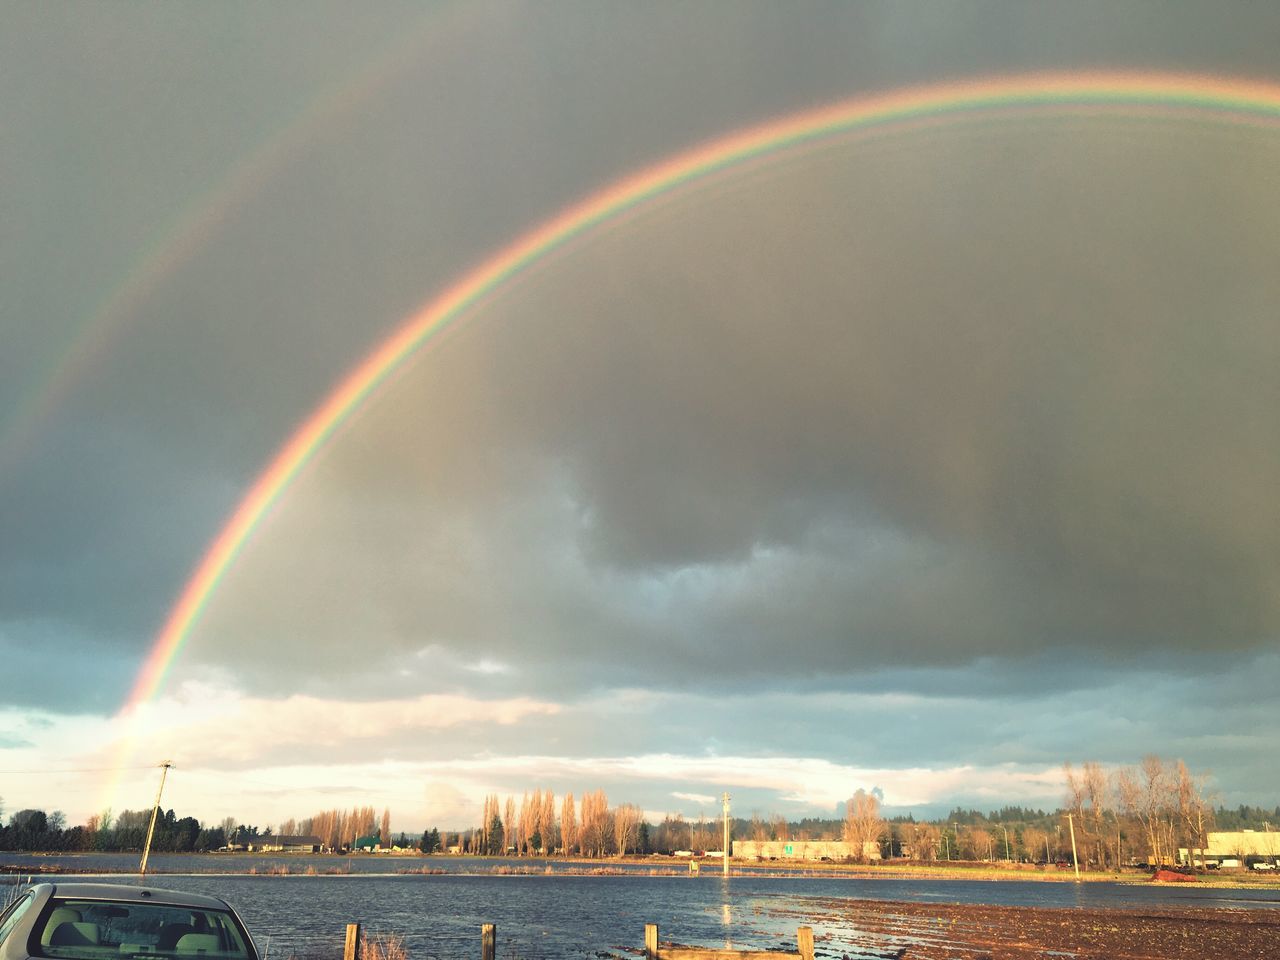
2;1;1278;832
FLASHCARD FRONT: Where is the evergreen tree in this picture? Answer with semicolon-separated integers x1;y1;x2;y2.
486;815;504;856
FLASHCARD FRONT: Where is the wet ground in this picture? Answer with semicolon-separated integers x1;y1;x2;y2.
780;897;1280;959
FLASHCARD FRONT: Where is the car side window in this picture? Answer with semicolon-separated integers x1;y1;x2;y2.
0;892;36;944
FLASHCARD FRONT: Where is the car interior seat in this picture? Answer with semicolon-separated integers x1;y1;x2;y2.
157;924;198;950
41;909;83;946
174;933;221;955
48;921;101;947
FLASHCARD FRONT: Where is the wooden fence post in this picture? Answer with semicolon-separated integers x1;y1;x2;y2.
343;924;361;960
644;923;659;960
797;926;813;960
481;923;496;960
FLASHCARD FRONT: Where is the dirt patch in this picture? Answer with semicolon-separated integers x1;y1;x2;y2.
789;898;1279;959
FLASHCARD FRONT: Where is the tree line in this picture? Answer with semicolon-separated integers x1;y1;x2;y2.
438;756;1264;867
0;807;221;853
0;802;398;854
2;755;1274;862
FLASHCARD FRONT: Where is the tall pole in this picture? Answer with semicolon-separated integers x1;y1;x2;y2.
139;761;173;878
1001;825;1010;861
1066;813;1081;882
721;792;731;877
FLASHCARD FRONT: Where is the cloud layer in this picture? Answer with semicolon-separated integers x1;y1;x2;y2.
189;118;1280;698
4;2;1279;826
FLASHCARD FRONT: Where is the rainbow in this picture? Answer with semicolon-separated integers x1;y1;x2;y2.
106;70;1280;801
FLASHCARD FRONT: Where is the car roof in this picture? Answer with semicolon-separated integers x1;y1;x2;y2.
43;883;231;911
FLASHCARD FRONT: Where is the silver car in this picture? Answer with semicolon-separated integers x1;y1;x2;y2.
0;884;259;960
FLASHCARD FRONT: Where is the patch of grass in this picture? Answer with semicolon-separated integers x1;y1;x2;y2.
361;933;408;960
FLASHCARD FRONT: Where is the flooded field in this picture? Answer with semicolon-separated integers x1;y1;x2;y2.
5;864;1279;959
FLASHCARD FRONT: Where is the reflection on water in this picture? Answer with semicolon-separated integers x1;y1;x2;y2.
719;877;733;948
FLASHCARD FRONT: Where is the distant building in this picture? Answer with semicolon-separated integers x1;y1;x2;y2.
248;835;323;853
1180;830;1280;866
354;833;382;851
732;840;881;861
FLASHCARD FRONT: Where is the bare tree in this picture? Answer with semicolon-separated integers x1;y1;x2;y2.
478;795;499;855
1064;763;1086;821
962;826;993;861
561;793;577;855
1065;761;1113;868
656;813;690;854
842;789;885;863
1114;756;1178;865
914;822;941;861
504;796;516;854
1023;827;1050;864
539;790;558;855
692;813;712;853
518;792;532;855
579;790;610;857
613;803;642;857
1083;761;1112;869
1140;755;1174;865
1175;760;1214;868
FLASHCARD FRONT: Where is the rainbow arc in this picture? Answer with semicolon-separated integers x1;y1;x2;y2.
105;70;1280;806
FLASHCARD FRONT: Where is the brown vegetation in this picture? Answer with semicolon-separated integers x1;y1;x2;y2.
358;932;407;960
842;789;885;863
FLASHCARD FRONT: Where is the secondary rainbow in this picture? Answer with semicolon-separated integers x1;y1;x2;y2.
116;70;1280;757
0;2;478;477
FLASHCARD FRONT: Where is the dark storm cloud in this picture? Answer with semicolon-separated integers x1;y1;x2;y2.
5;0;1280;732
184;115;1280;705
0;624;139;714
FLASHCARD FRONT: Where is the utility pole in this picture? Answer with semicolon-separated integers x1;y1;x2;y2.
140;761;173;878
1000;824;1010;861
722;792;731;877
1066;813;1081;882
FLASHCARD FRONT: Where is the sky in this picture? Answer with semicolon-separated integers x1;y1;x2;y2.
2;1;1278;833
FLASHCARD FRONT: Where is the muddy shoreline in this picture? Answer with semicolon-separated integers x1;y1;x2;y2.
783;897;1280;959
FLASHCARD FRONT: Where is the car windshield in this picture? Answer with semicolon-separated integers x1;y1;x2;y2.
34;899;252;960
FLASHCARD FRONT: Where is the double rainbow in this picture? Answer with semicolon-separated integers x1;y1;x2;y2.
110;70;1280;799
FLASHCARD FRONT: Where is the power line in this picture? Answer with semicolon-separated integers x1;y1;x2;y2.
0;765;157;775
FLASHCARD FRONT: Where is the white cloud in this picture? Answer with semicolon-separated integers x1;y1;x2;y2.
672;791;717;805
105;681;561;766
465;658;512;675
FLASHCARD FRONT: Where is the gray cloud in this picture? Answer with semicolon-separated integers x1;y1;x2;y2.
4;2;1280;812
179;118;1280;705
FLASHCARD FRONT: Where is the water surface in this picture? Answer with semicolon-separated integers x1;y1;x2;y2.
4;865;1277;960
